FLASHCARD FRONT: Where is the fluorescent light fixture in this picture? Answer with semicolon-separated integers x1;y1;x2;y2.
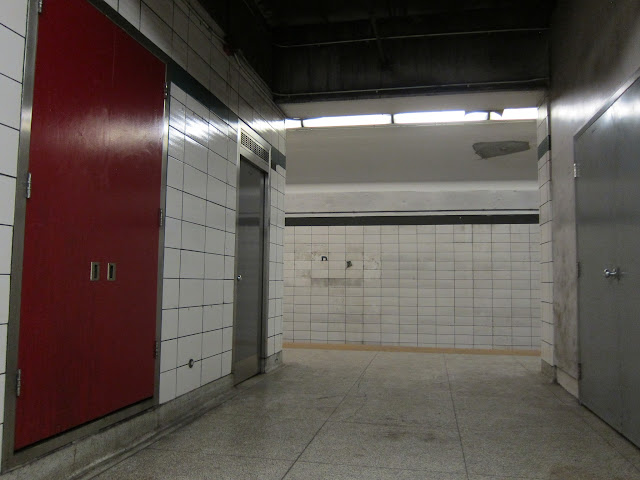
464;111;489;121
490;107;538;120
302;114;392;128
285;119;303;129
394;110;466;124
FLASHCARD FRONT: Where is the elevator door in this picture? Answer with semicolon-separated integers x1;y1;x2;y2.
15;0;165;449
233;158;266;384
576;76;640;448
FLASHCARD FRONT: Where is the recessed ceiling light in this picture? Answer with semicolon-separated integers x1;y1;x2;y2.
394;110;467;124
302;114;392;128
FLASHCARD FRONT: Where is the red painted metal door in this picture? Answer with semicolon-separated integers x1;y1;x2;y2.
15;0;165;449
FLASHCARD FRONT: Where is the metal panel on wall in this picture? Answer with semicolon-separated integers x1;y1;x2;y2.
15;0;165;449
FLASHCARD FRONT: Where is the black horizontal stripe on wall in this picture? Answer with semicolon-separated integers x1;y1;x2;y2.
537;135;551;159
286;214;539;227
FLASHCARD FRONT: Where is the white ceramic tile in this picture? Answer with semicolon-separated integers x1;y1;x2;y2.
165;186;182;220
206;201;226;230
162;279;179;309
182;193;206;226
163;248;180;278
223;303;233;327
181;222;205;251
178;306;202;337
176;361;201;396
202;329;223;357
119;0;141;29
222;326;233;351
200;354;221;384
104;0;118;10
0;74;22;129
172;2;188;40
221;350;232;376
0;176;15;225
205;227;225;255
207;175;226;206
183;164;208;199
140;4;171;54
204;279;224;305
180;250;204;279
205;253;224;279
178;279;203;307
164;217;182;249
159;369;176;404
203;304;223;331
223;279;234;303
177;333;202;366
0;125;18;178
160;339;177;372
0;275;8;324
0;25;24;82
161;308;178;340
0;324;7;372
184;135;208;173
0;0;27;36
147;0;173;25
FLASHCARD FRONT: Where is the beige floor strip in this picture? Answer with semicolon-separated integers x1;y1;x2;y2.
283;342;540;357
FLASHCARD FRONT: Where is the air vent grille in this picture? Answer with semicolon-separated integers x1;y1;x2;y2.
241;132;269;162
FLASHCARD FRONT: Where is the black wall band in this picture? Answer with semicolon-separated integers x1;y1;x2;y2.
286;214;539;227
537;135;551;159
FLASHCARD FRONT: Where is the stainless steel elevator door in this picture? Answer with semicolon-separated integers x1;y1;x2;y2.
576;76;640;447
233;158;266;384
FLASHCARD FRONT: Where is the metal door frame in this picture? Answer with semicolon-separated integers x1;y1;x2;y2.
574;66;640;403
232;126;271;381
2;0;169;469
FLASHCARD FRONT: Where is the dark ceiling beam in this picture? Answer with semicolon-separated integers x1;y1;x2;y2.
272;30;549;103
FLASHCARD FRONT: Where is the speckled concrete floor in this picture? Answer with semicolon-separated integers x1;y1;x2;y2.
93;349;640;480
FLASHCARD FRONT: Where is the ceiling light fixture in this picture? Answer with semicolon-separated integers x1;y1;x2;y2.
285;119;303;129
302;114;392;128
490;107;538;120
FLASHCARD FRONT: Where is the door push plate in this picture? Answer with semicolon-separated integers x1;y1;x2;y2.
90;262;100;281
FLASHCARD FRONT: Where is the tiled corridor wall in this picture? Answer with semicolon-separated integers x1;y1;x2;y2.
284;223;541;350
159;85;239;403
537;100;554;368
267;168;286;358
0;0;27;455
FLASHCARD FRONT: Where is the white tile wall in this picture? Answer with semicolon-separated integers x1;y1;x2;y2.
284;223;541;350
267;165;286;356
0;0;25;465
538;100;554;366
159;86;237;402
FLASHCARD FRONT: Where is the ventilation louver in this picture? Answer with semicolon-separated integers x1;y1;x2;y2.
241;132;269;162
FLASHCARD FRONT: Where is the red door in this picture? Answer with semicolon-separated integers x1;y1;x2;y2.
15;0;165;449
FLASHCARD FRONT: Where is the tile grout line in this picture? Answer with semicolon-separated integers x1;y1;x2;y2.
443;353;471;480
278;351;380;480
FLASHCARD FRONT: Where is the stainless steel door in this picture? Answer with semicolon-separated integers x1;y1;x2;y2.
233;158;266;384
614;79;640;447
576;76;640;447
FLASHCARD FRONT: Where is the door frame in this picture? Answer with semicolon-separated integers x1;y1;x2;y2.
2;0;170;469
232;127;271;380
574;65;640;404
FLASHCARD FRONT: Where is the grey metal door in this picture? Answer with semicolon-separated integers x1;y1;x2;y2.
576;76;640;447
233;157;266;384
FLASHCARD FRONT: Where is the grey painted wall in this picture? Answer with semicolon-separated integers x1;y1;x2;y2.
549;0;640;391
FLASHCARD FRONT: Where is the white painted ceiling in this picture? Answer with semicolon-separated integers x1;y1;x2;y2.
286;120;538;185
283;91;540;187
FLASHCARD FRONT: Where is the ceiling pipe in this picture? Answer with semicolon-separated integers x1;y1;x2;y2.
273;27;548;48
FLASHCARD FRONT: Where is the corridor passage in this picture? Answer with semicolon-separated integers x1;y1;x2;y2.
94;349;640;479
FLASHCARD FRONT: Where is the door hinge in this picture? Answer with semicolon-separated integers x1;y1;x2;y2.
163;82;168;99
577;261;581;278
37;0;43;13
159;208;164;227
573;162;580;178
154;341;159;359
16;369;21;397
26;172;32;199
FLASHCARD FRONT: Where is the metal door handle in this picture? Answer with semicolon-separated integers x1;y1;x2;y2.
237;274;242;281
603;268;621;279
